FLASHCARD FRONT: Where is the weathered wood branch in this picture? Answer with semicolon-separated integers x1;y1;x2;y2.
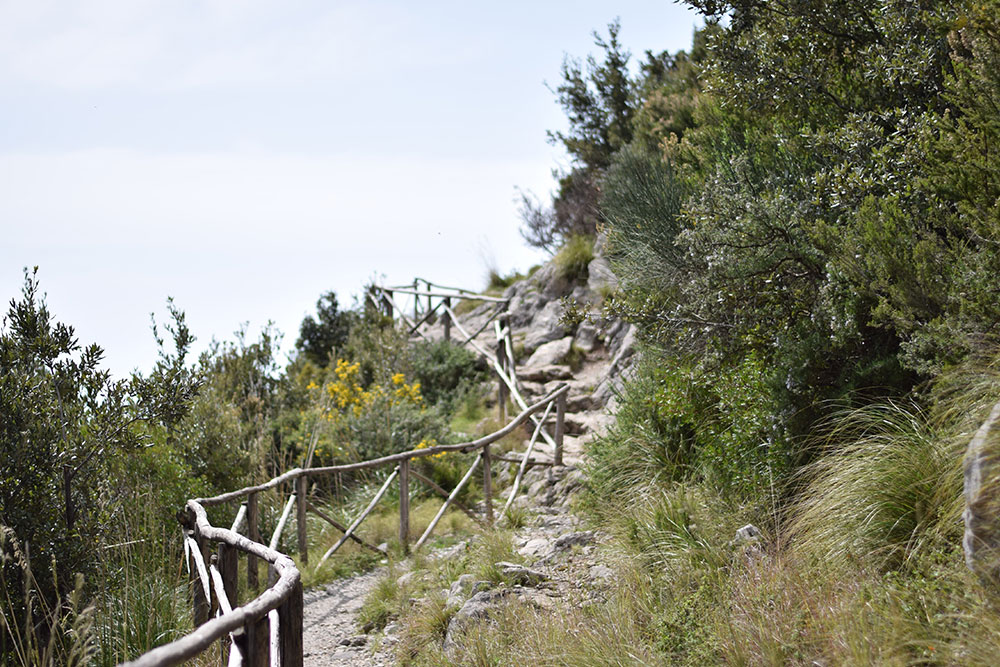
120;501;300;667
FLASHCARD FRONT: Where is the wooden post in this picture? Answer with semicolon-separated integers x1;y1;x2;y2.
443;297;451;341
244;614;269;667
483;444;494;526
247;491;259;590
554;392;566;467
278;580;304;667
366;285;378;318
425;280;432;316
382;289;394;319
296;476;308;564
218;545;238;666
413;279;420;321
496;342;508;421
399;458;410;553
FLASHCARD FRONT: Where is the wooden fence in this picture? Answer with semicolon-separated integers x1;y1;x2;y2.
122;279;568;666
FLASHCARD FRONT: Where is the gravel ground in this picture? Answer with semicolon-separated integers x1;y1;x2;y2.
303;568;395;667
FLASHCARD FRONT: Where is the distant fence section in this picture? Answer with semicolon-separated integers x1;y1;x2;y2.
123;277;568;667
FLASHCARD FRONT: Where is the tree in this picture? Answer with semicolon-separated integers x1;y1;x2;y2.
520;20;638;250
0;270;198;647
521;20;709;251
295;291;355;367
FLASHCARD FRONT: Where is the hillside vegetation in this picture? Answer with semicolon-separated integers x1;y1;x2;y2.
505;0;1000;663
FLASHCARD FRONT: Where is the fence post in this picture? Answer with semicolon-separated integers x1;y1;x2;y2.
554;392;566;467
443;297;451;341
382;289;394;319
425;280;432;315
483;444;494;526
244;614;269;667
278;580;304;667
496;342;508;421
247;491;260;590
399;458;410;554
413;279;420;321
296;476;308;564
366;285;378;318
219;543;238;665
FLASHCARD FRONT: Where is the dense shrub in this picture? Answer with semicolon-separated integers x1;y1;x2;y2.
410;339;488;411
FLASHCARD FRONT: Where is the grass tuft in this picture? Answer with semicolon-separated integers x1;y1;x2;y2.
553;235;595;283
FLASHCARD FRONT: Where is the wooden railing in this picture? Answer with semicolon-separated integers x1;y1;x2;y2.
123;280;568;666
371;279;566;465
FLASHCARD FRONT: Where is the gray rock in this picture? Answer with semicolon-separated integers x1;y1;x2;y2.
589;564;614;581
608;324;636;369
446;574;489;608
569;285;595;305
964;400;1000;585
507;289;545;328
731;524;762;546
593;231;610;255
443;589;510;651
396;571;415;587
449;574;477;599
495;561;548;586
525;336;573;368
587;256;619;293
532;262;573;300
566;393;594;412
515;587;559;610
522;301;567;354
339;635;367;647
554;531;596;551
517;381;546;398
575;321;600;352
519;365;574;383
518;537;552;558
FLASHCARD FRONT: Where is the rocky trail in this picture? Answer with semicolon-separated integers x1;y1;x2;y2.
303;247;634;665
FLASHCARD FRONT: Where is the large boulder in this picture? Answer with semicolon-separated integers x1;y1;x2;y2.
521;300;568;354
524;336;573;368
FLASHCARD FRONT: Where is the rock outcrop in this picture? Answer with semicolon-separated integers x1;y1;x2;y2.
413;235;635;466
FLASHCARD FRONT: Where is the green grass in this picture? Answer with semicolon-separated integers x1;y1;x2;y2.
553;234;594;283
789;401;964;572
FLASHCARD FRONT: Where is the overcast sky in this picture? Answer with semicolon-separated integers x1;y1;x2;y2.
0;0;701;377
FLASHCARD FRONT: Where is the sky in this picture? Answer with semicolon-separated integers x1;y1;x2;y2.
0;0;702;377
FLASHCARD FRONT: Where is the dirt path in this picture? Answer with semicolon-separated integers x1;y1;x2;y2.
303;569;393;667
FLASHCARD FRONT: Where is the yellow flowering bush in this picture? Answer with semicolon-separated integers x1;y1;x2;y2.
299;358;445;463
414;438;447;460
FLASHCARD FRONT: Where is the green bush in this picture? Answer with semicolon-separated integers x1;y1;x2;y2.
587;348;785;503
409;340;488;411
